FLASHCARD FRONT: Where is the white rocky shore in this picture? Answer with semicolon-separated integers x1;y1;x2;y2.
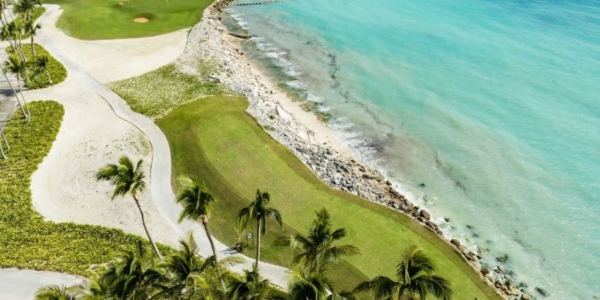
174;1;534;299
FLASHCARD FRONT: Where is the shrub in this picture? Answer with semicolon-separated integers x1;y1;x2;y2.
6;44;68;89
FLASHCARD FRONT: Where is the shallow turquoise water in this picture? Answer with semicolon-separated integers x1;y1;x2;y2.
228;0;600;298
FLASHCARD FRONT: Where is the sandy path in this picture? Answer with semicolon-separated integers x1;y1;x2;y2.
24;4;289;287
39;6;188;83
26;75;181;248
0;268;84;300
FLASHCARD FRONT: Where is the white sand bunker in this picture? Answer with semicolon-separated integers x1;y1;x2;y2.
134;17;149;23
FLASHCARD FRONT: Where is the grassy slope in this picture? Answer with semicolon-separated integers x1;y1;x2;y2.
108;64;226;119
0;102;170;276
157;96;501;299
42;0;213;39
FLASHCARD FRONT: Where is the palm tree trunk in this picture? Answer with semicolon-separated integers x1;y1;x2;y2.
13;38;31;82
203;219;226;291
255;219;262;271
133;195;163;260
12;37;26;63
6;3;16;22
46;71;52;85
30;36;35;59
2;67;26;118
14;73;30;122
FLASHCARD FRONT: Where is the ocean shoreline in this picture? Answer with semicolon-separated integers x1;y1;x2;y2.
175;0;531;298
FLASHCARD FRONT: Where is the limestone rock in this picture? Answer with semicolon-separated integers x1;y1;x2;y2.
450;239;461;247
521;293;532;300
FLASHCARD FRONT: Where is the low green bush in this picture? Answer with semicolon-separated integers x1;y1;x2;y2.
108;63;228;119
0;101;170;276
9;43;68;89
6;43;68;89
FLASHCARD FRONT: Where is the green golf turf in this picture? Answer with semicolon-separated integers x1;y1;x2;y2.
43;0;212;39
156;96;501;299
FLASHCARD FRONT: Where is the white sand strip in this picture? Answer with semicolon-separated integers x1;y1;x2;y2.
0;268;84;300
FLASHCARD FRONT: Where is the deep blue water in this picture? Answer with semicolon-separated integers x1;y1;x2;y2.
227;0;600;298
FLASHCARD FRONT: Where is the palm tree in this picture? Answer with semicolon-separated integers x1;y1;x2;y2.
99;241;162;299
227;269;274;300
176;175;226;291
69;279;115;300
353;246;453;300
287;267;355;300
13;0;40;21
155;232;227;300
33;55;51;85
283;208;360;300
3;56;30;122
35;285;76;300
236;189;283;271
285;208;360;273
23;19;40;59
3;20;28;64
95;156;163;259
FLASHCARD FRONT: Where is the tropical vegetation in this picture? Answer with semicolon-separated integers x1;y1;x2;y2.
176;175;227;290
6;43;68;88
37;207;437;300
96;156;163;260
1;0;65;92
236;190;283;272
354;246;453;300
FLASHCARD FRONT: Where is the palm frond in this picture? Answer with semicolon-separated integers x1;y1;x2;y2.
323;244;361;263
236;206;251;233
35;284;76;300
353;276;396;299
330;228;346;240
95;164;118;181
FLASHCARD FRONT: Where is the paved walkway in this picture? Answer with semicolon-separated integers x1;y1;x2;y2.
0;269;84;300
5;5;288;296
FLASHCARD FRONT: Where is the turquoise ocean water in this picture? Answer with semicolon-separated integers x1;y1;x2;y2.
226;0;600;298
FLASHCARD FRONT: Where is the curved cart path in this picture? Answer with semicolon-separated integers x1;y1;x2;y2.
17;5;288;296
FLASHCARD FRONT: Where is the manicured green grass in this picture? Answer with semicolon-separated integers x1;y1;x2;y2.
43;0;213;39
7;43;68;89
109;63;226;119
157;96;502;299
0;101;171;276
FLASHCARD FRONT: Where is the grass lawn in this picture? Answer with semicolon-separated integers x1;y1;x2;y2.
156;96;502;299
0;101;171;276
43;0;213;39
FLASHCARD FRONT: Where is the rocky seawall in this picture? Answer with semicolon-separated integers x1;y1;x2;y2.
175;1;539;299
